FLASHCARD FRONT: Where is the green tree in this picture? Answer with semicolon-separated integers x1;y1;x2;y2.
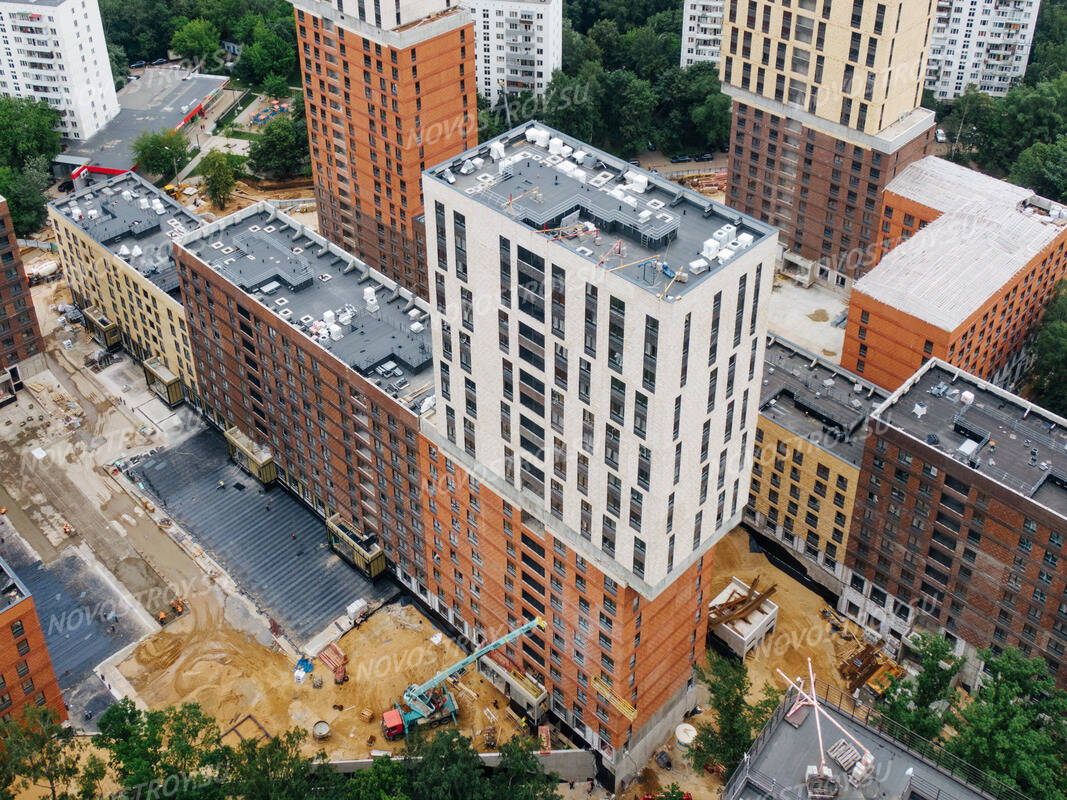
687;652;783;779
1026;0;1067;84
603;70;656;155
171;17;221;65
261;73;290;98
200;149;237;207
938;86;998;162
0;157;51;236
2;705;105;800
108;43;131;89
944;648;1067;800
97;699;220;799
405;729;488;800
490;736;560;800
1028;280;1067;415
878;633;962;741
221;728;330;800
235;22;295;85
659;785;689;800
0;96;61;171
132;128;190;178
345;756;412;800
247;115;308;177
1010;136;1067;202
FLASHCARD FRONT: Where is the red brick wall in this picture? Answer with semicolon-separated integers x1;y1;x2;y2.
0;595;66;724
296;8;477;299
0;198;43;374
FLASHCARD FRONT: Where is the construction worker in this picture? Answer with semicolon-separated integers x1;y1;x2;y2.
217;480;225;489
176;602;183;614
158;611;167;625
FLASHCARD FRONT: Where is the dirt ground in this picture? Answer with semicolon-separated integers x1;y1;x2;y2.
620;526;861;800
118;591;522;758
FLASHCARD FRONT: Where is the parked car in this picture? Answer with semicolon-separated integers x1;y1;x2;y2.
628;158;640;166
696;152;714;162
935;128;947;143
57;179;74;193
151;58;168;66
669;154;692;164
129;60;146;69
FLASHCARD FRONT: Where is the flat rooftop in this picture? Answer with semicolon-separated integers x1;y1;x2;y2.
50;172;202;299
733;684;1011;800
875;360;1067;519
176;203;435;411
760;335;889;468
856;158;1067;331
426;121;775;301
0;555;29;615
60;68;227;172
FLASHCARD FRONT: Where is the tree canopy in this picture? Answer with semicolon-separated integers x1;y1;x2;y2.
4;700;561;800
0;157;52;237
132;128;191;178
479;4;730;157
200;149;238;208
171;17;222;65
878;633;962;741
1028;280;1067;415
247;114;309;178
686;651;782;779
943;648;1067;800
0;96;62;171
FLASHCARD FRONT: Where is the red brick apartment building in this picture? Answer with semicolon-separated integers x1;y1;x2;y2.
0;195;43;405
843;359;1067;689
291;0;477;300
0;556;66;723
843;157;1067;391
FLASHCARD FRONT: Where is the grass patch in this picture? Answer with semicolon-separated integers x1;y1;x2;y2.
215;90;257;129
224;129;261;140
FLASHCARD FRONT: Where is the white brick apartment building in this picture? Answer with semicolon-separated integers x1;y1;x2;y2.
423;122;777;594
467;0;561;104
0;0;118;139
681;0;724;66
925;0;1038;99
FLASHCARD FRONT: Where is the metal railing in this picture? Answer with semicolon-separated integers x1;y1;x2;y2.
723;681;1030;800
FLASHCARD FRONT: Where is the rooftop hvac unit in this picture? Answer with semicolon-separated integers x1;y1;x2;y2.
471;157;485;169
737;232;755;247
118;244;131;256
560;145;573;158
130;245;142;258
442;168;456;184
702;238;720;259
87;208;99;219
490;141;507;161
689;258;709;275
323;309;335;325
459;159;475;175
410;321;425;333
718;247;736;264
329;323;343;341
337;309;352;326
408;308;421;319
139;198;150;209
279;308;293;319
548;137;564;155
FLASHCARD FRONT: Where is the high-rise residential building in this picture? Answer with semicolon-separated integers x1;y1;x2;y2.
467;0;562;104
681;0;724;67
0;555;66;723
49;173;203;407
0;194;43;406
289;0;477;300
745;335;888;600
925;0;1037;100
719;0;936;290
845;358;1067;689
843;157;1067;392
421;122;777;781
174;203;435;577
0;0;118;140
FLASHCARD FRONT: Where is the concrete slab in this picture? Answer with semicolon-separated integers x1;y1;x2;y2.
128;429;397;648
766;280;847;362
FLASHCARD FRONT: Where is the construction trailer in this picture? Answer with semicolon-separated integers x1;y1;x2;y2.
381;617;546;741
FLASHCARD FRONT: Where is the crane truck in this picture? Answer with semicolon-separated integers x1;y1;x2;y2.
381;617;545;741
